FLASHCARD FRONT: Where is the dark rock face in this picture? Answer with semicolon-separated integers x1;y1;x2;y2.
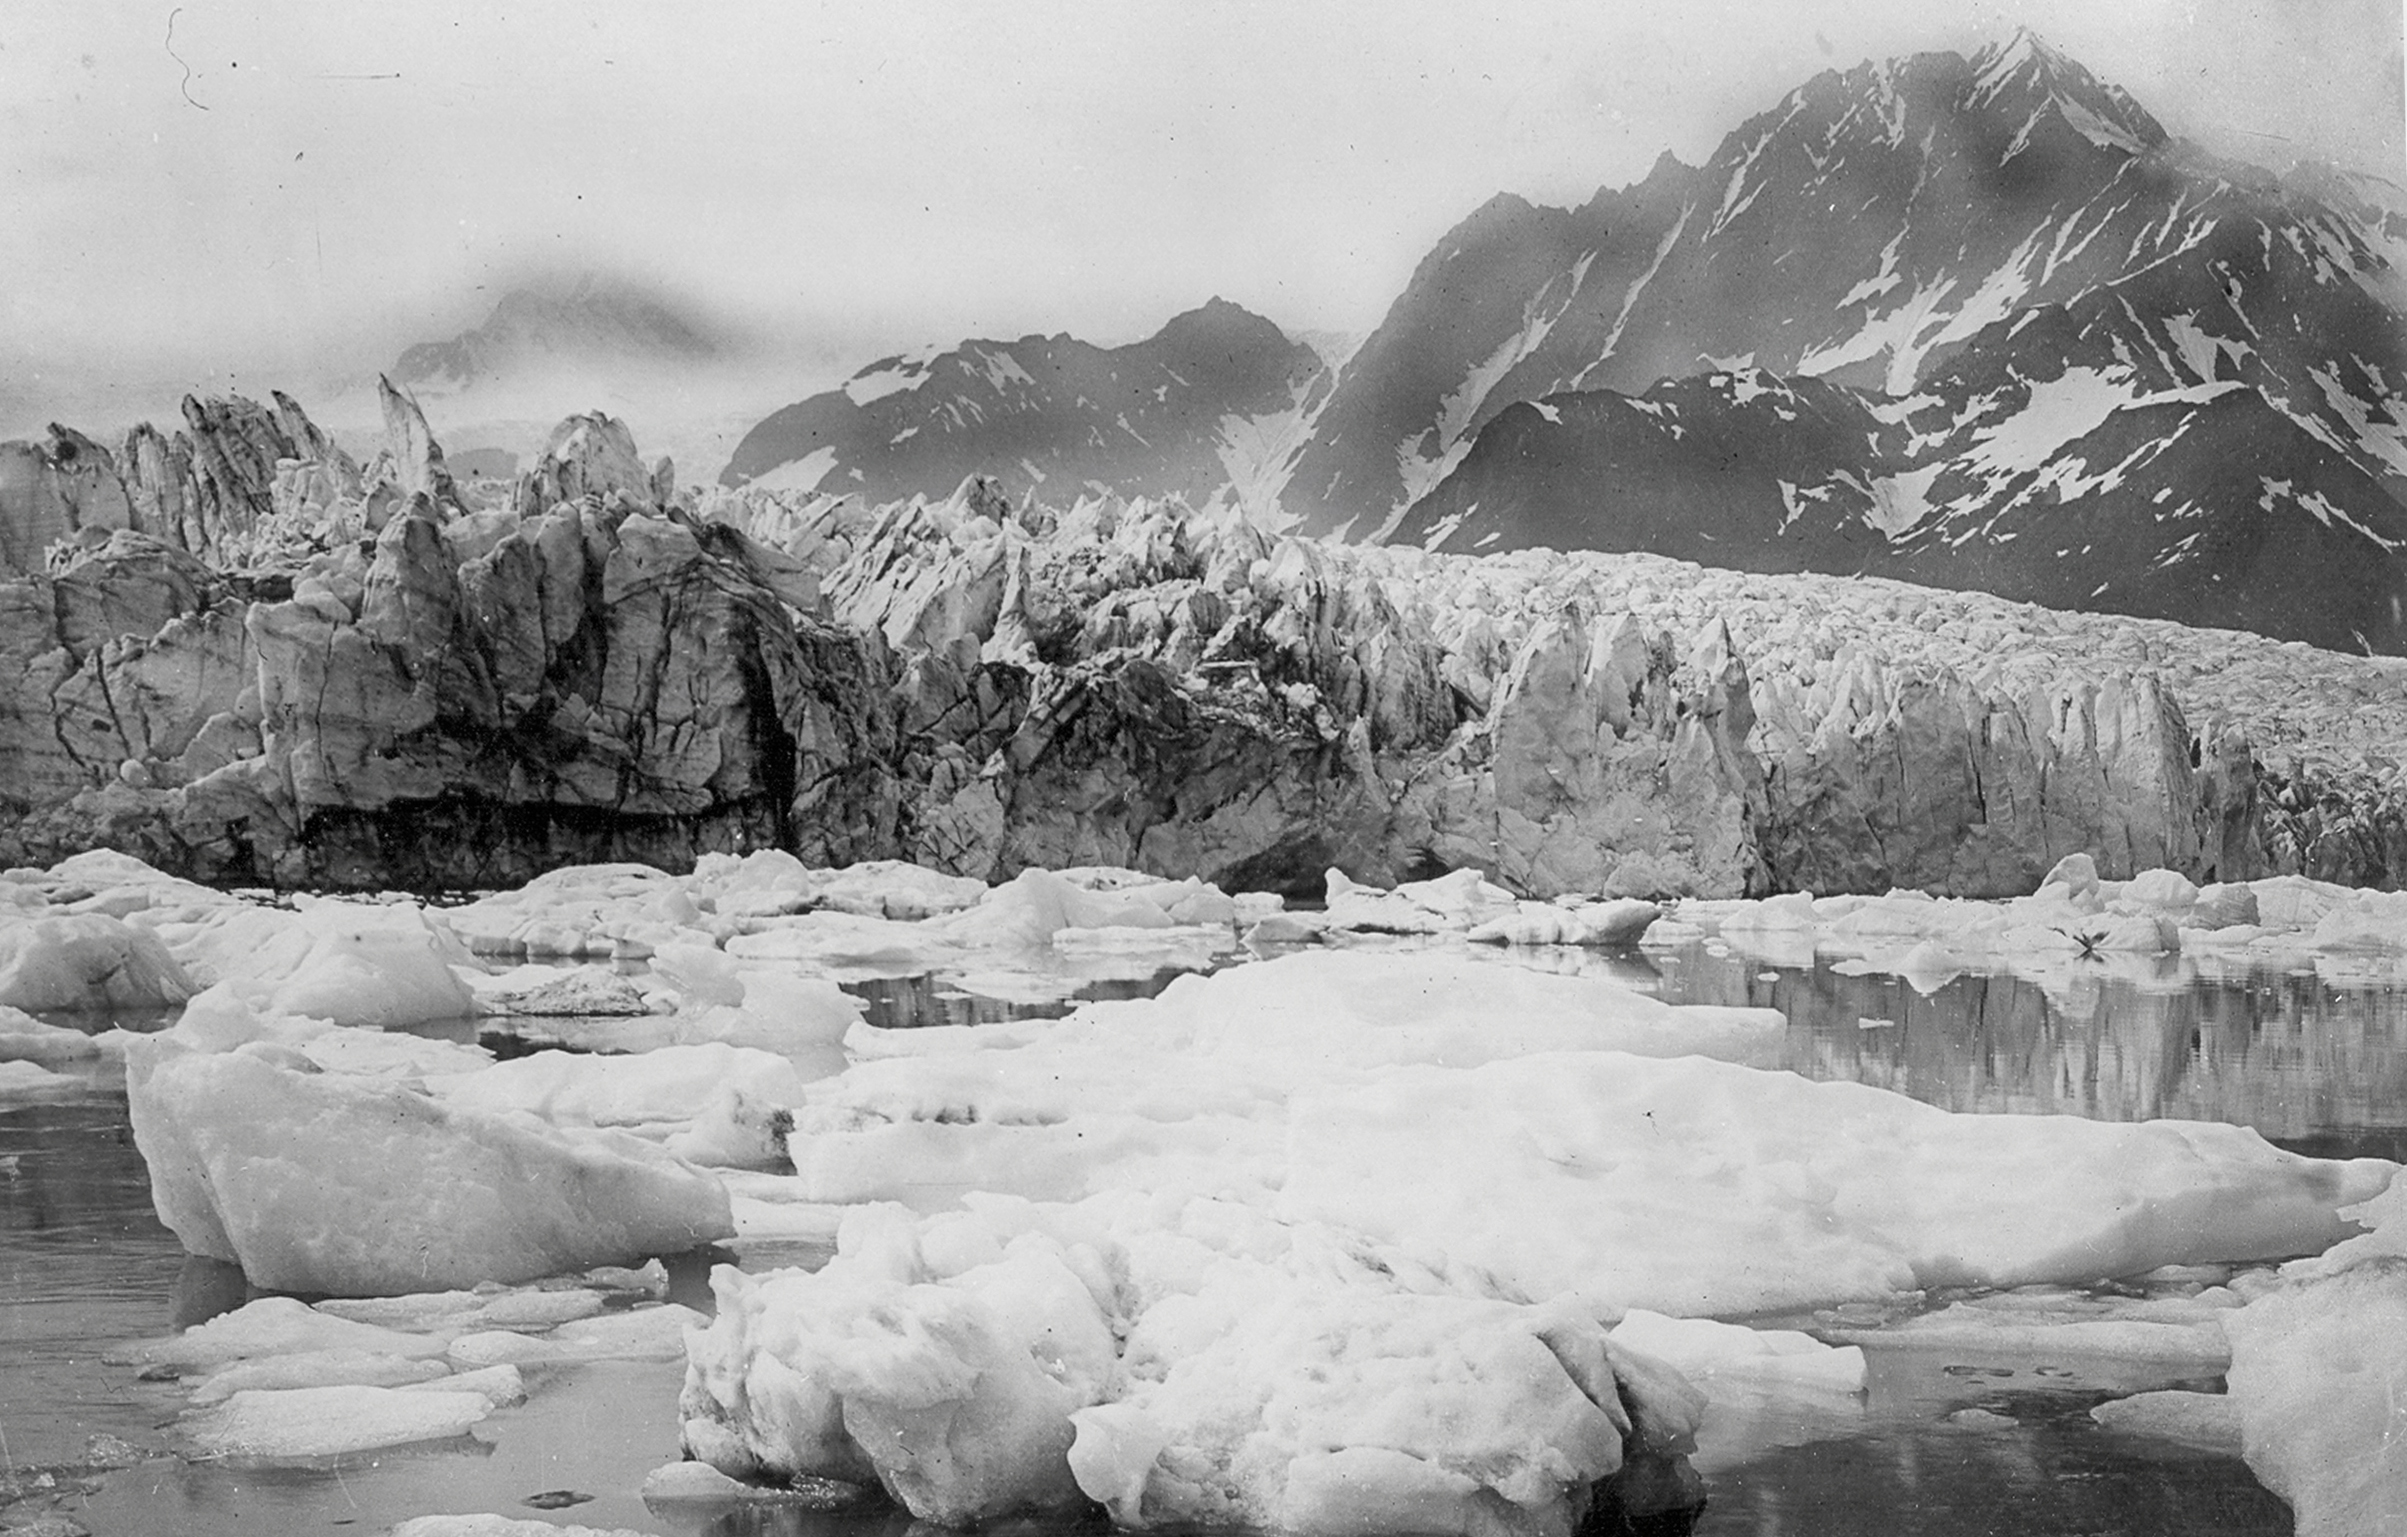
719;298;1327;513
1388;352;2407;654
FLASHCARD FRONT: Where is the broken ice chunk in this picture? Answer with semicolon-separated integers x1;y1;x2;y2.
127;1037;733;1294
177;1383;492;1458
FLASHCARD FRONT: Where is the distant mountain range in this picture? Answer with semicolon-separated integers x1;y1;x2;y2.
719;298;1327;513
722;29;2407;653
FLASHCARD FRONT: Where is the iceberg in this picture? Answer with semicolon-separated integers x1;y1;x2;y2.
0;912;193;1011
0;1005;104;1062
788;951;1786;1206
177;1382;493;1458
218;898;481;1027
126;1036;733;1294
389;1518;661;1537
2216;1169;2407;1534
682;1196;1707;1533
1283;1052;2391;1316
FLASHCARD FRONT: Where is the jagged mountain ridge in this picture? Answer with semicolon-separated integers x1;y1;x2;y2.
1286;31;2213;533
720;298;1326;513
1291;29;2407;653
1385;65;2407;650
699;30;2407;653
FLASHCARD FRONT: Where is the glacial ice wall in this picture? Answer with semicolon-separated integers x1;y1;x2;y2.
5;395;2405;897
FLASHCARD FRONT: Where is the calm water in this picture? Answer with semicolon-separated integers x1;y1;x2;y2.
9;934;2399;1535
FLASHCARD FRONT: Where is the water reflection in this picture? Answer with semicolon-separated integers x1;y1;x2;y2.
841;967;1204;1032
1692;1393;2291;1536
1454;937;2407;1164
0;1099;191;1468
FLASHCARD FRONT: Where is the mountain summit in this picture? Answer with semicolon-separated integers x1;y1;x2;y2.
720;299;1325;512
1259;32;2407;653
1283;29;2200;536
392;275;728;397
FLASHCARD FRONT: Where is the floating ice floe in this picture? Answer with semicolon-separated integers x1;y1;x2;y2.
1465;897;1663;948
787;950;1787;1207
389;1518;660;1537
0;911;193;1012
1680;851;2407;997
682;1194;1707;1533
211;898;481;1027
1282;1053;2387;1317
2087;1388;2243;1454
1323;866;1522;934
779;950;2388;1312
168;984;493;1078
0;1057;85;1095
681;941;2395;1531
127;1036;733;1294
179;1383;495;1458
0;1004;105;1062
109;1268;682;1466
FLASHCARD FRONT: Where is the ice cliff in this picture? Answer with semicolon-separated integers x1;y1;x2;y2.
5;391;2406;898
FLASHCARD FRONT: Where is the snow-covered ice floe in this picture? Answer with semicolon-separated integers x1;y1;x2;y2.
1687;851;2407;995
684;942;2392;1528
681;1196;1709;1535
101;1265;690;1464
126;1031;733;1294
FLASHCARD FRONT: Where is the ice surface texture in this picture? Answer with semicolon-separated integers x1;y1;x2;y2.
127;1036;732;1294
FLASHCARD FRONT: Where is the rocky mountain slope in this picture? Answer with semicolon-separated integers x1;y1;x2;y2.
719;298;1327;516
6;395;2407;896
704;31;2405;655
1296;31;2407;651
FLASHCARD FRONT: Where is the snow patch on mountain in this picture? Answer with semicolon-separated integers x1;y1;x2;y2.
2264;478;2405;552
1389;431;1482;541
844;348;944;408
2307;361;2407;483
1215;379;1328;529
1431;253;1600;460
749;446;840;494
1573;204;1694;389
1963;368;2240;479
1839;232;1909;310
2054;94;2152;156
1866;464;1945;538
1711;94;1809;240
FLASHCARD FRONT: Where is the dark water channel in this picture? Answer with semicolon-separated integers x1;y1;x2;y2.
8;935;2400;1535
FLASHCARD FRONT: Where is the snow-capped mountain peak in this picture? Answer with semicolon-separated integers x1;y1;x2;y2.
1962;27;2163;160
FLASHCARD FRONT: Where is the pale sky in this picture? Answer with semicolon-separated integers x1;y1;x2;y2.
4;0;2401;420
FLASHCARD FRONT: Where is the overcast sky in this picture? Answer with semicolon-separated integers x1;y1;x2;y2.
4;0;2401;410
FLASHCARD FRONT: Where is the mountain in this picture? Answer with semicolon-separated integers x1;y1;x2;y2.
718;298;1327;512
1281;30;2407;652
392;275;729;397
